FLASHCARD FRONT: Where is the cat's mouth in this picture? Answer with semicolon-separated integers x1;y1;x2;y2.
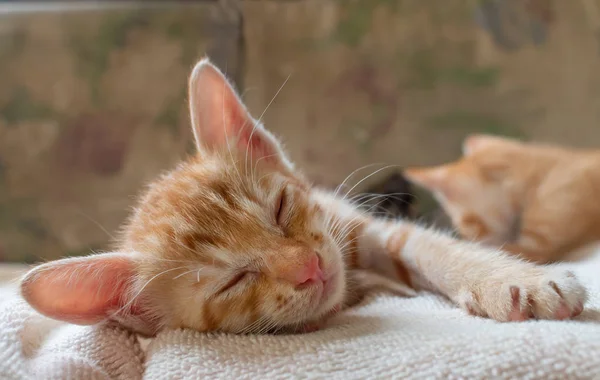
300;270;338;298
312;269;343;314
320;273;337;300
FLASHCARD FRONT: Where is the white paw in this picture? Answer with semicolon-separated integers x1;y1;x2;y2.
457;267;587;322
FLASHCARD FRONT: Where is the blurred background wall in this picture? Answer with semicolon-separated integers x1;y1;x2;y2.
1;0;599;262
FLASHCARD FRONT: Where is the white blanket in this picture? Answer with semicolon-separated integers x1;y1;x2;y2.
2;248;600;380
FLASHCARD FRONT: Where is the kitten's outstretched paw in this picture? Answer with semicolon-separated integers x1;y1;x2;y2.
458;267;587;322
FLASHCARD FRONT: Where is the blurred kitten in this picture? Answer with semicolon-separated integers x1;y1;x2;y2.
405;135;600;263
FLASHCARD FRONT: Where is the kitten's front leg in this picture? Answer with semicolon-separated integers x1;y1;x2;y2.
360;219;588;321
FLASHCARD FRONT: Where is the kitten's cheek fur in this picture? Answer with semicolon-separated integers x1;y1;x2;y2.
301;274;344;325
314;245;347;315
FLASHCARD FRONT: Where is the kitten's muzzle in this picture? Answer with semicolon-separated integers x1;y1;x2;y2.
277;253;325;288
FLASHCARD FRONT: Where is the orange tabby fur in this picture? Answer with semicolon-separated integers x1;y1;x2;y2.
20;60;587;336
405;135;600;263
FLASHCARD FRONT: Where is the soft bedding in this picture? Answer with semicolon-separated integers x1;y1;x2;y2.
1;247;599;380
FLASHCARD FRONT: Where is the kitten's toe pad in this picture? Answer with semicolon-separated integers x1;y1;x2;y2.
459;268;587;322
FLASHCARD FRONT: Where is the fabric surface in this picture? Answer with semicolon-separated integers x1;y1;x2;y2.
0;288;145;380
1;248;600;380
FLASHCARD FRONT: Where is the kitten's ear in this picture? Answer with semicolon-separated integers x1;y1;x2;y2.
405;166;462;200
21;252;158;336
188;58;292;169
404;166;449;190
462;134;519;156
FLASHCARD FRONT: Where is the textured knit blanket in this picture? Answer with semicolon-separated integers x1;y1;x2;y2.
1;248;600;380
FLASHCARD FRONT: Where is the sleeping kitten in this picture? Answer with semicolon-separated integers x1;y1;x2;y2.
405;135;600;264
20;60;586;336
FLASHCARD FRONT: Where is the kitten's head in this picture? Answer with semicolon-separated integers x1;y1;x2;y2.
21;59;346;335
405;135;527;245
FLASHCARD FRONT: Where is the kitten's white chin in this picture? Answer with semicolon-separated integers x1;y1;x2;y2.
314;270;345;317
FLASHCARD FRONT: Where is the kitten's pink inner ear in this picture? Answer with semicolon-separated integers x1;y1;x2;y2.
187;59;286;166
21;254;136;325
189;61;249;149
404;167;449;190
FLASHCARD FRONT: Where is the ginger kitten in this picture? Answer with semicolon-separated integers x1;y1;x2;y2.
20;60;587;336
405;135;600;264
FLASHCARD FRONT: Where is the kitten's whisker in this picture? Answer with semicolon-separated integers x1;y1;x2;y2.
333;163;386;200
332;201;381;239
350;194;409;219
369;211;398;219
337;233;367;249
249;314;273;335
239;315;265;334
329;217;356;246
252;153;279;184
266;319;281;334
221;81;245;188
252;316;272;334
108;266;189;320
321;203;336;237
243;317;263;334
338;234;368;256
350;193;397;212
172;268;201;280
247;139;254;181
350;192;414;205
338;232;368;250
325;204;344;238
323;164;399;235
257;319;274;335
239;86;258;101
234;120;253;192
331;199;387;246
75;210;117;242
333;227;362;252
331;221;364;249
323;199;346;237
256;172;279;184
341;165;399;202
147;257;196;265
255;74;291;126
245;74;291;180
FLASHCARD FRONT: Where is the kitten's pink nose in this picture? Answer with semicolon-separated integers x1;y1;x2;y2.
293;255;324;287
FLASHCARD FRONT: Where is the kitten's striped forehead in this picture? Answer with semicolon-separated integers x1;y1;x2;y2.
121;154;298;262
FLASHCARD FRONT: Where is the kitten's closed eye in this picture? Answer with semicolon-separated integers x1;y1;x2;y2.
218;271;251;294
275;185;288;226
